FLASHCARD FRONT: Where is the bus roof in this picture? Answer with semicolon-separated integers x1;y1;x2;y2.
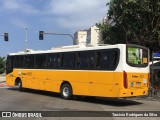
8;44;146;56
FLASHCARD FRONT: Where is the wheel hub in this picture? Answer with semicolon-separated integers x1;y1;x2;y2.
63;87;69;97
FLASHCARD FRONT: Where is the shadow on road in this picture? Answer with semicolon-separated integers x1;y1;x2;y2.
75;96;142;107
7;87;142;107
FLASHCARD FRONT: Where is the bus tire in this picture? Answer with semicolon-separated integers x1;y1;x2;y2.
18;80;23;91
60;83;73;100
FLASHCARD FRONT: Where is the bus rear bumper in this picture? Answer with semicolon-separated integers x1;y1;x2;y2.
118;88;148;98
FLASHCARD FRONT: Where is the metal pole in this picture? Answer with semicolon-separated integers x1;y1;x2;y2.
37;44;40;50
25;27;28;50
151;52;154;85
44;32;74;41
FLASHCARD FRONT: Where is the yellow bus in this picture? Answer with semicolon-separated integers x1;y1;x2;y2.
6;44;149;99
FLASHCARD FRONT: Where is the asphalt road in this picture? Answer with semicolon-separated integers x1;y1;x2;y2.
0;74;160;120
0;86;160;120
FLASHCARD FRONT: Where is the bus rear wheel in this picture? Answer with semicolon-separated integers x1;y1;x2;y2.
60;83;73;100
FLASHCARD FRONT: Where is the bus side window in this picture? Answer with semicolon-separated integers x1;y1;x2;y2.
98;49;119;70
47;54;54;68
87;51;95;69
76;53;81;68
95;52;100;68
53;54;61;69
77;51;95;70
14;56;18;68
6;56;14;74
19;56;24;68
24;55;34;68
77;52;88;69
14;55;24;68
98;50;111;70
61;52;76;69
35;54;46;68
47;54;60;69
10;56;14;69
109;50;119;69
57;54;61;69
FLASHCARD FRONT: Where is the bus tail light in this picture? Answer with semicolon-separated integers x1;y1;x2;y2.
123;71;128;89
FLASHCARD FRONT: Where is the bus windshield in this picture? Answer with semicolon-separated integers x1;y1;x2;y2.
126;45;149;67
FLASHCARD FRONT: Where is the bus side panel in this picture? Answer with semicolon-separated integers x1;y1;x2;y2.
22;69;36;89
31;70;46;90
6;69;90;95
6;69;25;87
62;71;89;96
6;69;149;98
112;72;124;97
23;69;57;91
88;71;114;97
43;70;89;95
6;72;15;87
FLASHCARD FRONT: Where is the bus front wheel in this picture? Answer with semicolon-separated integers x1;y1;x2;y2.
18;80;23;91
60;83;73;100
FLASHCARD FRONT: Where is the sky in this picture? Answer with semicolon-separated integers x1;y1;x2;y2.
0;0;109;57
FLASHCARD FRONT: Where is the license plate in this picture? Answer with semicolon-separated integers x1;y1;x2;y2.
136;82;141;86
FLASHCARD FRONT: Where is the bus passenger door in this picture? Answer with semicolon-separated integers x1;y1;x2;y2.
21;70;33;89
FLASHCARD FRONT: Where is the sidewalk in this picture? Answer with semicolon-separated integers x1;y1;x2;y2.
0;73;6;83
139;97;160;102
128;96;160;102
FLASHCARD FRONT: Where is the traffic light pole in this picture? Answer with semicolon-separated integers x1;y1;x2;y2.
25;28;28;50
39;31;74;41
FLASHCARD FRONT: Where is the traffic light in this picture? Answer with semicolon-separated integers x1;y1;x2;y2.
4;33;8;41
39;31;44;40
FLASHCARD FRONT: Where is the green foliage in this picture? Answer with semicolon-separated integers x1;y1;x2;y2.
0;57;5;74
98;0;160;52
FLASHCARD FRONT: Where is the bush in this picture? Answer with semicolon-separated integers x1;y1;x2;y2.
0;68;5;74
0;57;5;74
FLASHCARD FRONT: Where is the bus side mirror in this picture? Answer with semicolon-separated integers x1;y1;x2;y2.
4;33;9;41
39;31;44;40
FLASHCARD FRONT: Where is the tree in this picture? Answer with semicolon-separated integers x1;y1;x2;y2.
0;57;5;74
96;22;126;44
98;0;160;52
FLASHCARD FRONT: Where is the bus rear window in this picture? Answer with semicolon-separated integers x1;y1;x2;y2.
127;46;148;67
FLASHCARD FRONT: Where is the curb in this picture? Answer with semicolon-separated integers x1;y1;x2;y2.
0;82;7;87
134;97;160;102
0;81;6;83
